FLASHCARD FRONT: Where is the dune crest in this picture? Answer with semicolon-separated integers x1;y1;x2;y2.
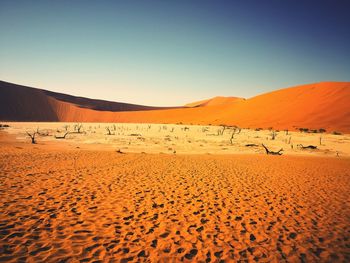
185;96;243;107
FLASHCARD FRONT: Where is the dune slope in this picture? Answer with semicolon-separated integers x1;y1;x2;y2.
1;80;349;132
0;81;175;121
115;82;350;132
219;82;350;131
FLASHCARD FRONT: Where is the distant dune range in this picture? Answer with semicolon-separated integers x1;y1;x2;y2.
1;80;349;132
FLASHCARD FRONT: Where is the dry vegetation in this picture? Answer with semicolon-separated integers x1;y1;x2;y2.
3;122;350;157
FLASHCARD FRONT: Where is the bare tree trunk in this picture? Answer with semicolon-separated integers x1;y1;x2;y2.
26;132;37;144
230;131;235;144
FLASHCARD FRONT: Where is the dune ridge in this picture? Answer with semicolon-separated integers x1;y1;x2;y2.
1;80;349;132
184;96;243;108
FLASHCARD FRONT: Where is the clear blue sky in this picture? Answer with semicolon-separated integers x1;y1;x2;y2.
1;0;349;106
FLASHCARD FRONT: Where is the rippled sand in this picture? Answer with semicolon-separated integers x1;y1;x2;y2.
1;137;349;262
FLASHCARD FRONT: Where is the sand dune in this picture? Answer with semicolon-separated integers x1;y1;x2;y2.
115;82;350;132
218;82;350;132
0;136;349;262
0;81;177;122
1;80;349;132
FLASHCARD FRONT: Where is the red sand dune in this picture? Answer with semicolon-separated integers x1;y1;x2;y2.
1;80;349;132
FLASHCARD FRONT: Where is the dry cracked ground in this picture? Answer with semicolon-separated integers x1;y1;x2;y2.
0;145;349;262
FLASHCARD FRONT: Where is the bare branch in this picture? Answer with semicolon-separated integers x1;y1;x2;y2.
55;132;70;139
26;131;37;144
105;126;115;135
262;144;283;155
297;144;317;150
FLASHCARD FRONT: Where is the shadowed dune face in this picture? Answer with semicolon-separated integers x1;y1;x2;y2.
0;81;177;122
1;80;350;132
0;81;59;121
0;144;349;262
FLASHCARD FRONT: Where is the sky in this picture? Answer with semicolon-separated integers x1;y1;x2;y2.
0;0;350;106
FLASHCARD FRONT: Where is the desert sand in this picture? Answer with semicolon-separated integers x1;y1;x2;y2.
1;81;350;132
1;124;350;262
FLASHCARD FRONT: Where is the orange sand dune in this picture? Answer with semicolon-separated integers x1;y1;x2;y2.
101;82;349;132
114;82;350;132
0;138;349;262
1;80;349;132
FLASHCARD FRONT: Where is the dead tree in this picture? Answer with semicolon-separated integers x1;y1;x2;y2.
229;127;241;144
55;132;70;139
36;127;49;136
230;131;235;144
74;123;83;133
271;130;277;140
26;131;37;144
230;128;238;144
262;144;283;155
219;126;226;135
245;144;258;147
106;126;115;135
297;144;317;150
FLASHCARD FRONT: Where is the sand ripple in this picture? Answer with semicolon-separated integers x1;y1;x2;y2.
0;148;349;262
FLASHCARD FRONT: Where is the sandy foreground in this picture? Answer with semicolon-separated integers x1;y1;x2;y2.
0;125;350;262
